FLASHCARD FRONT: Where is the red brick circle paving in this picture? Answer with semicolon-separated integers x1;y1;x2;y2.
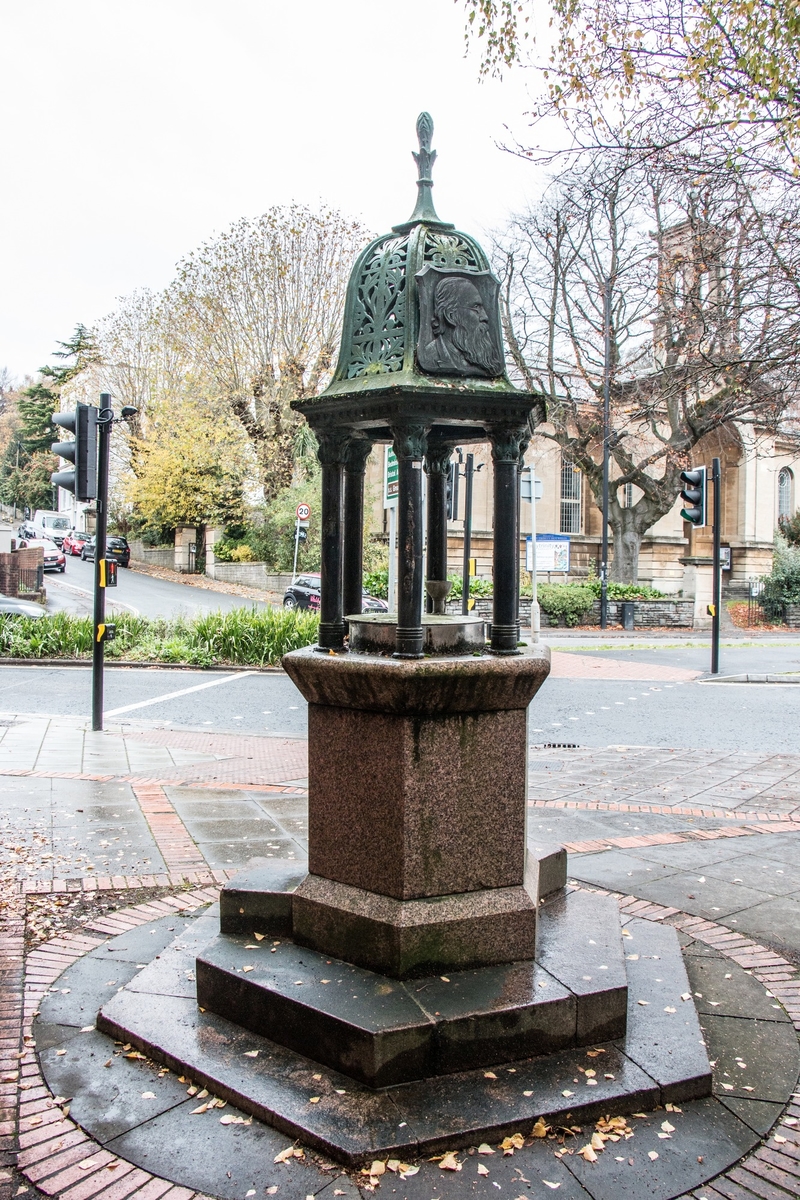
2;885;799;1200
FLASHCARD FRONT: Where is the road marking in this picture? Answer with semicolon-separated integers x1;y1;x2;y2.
104;671;255;716
48;576;141;616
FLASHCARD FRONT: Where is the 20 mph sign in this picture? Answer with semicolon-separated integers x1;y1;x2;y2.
296;503;311;521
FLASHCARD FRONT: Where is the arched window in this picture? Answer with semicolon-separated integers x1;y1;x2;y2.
778;468;793;520
560;460;582;533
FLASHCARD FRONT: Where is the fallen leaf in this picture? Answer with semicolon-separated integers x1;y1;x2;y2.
439;1152;462;1171
191;1104;209;1114
80;1026;94;1033
478;1163;490;1175
440;976;450;982
591;1133;605;1151
55;1049;66;1056
523;1089;534;1097
78;1159;99;1171
578;1145;598;1163
400;1165;419;1178
773;1134;788;1144
246;1191;255;1196
648;1151;659;1161
484;1071;498;1079
273;1146;304;1163
309;1097;321;1104
266;1189;277;1196
254;932;265;941
197;1088;209;1099
586;1049;606;1057
532;1119;549;1138
584;1069;596;1078
500;1134;525;1154
681;993;691;1001
542;1183;561;1190
664;1006;676;1013
637;1000;649;1006
661;1121;675;1133
478;1143;495;1154
141;1091;155;1099
369;1161;386;1176
657;1133;671;1140
242;966;254;973
243;1050;258;1058
562;1090;574;1097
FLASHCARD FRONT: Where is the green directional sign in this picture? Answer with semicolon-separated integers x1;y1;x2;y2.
384;445;399;506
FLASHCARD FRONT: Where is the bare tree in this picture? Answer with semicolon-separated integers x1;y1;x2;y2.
498;154;800;580
168;204;368;500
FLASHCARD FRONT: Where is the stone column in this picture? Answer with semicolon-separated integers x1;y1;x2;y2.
342;436;372;620
317;431;348;651
391;424;428;658
490;426;527;654
424;442;452;609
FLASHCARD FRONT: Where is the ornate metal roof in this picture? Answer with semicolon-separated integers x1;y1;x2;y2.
320;114;517;399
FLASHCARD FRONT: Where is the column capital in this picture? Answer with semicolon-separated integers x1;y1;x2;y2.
343;435;373;475
489;425;529;465
316;429;350;468
424;441;455;476
391;424;429;461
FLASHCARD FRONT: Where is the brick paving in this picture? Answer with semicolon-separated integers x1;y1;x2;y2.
549;652;702;682
0;712;799;1197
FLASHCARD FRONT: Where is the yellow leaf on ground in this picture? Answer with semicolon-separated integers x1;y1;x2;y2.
648;1151;659;1161
439;1152;462;1171
661;1120;675;1132
478;1143;495;1154
273;1146;304;1163
478;1164;490;1175
542;1183;561;1190
578;1145;597;1163
254;932;265;941
590;1133;605;1151
532;1119;549;1138
484;1071;498;1079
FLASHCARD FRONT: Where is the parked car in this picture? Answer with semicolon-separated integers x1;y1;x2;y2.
283;573;389;613
81;535;131;567
19;539;66;572
62;531;89;556
0;595;45;619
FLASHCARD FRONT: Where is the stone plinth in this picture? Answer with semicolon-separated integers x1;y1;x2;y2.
280;646;550;976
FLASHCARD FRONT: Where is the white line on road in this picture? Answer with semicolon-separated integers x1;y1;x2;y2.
104;671;255;716
48;577;141;616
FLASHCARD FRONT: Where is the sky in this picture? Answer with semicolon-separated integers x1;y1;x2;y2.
0;0;554;381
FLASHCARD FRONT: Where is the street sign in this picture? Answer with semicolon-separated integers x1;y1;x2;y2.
528;534;570;573
384;446;399;507
296;503;311;521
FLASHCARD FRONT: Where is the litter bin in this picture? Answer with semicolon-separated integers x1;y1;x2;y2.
620;601;635;630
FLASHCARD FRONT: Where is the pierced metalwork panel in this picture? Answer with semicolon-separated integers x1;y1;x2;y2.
424;232;484;272
346;235;409;377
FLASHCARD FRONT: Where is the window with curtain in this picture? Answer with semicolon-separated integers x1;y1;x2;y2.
778;468;793;519
560;460;582;533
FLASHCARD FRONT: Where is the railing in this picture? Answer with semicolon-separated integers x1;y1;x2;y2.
17;566;44;595
747;578;766;626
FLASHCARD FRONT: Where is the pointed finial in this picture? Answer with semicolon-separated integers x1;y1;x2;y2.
393;111;453;231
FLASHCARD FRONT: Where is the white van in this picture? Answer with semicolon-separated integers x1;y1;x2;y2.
31;510;73;547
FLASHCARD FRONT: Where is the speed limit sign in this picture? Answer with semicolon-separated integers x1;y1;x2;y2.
296;503;311;521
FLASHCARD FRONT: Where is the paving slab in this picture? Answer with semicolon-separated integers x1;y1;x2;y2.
569;851;680;891
699;852;800;896
608;873;772;922
718;1095;786;1136
684;955;792;1022
562;1095;760;1200
699;1014;800;1102
722;894;800;957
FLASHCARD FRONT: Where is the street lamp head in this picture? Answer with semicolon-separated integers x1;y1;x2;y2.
120;406;138;420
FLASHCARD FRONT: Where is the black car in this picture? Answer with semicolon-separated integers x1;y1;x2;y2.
81;535;131;567
283;573;388;613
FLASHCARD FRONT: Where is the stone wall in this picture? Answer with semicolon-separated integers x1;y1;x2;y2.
128;542;174;569
785;604;800;628
446;596;694;627
207;562;294;593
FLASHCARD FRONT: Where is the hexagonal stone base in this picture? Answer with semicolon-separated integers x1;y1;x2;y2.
95;907;712;1164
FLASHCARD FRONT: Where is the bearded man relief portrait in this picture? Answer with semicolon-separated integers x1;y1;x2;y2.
416;267;504;378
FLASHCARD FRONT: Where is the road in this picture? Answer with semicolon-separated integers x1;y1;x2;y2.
44;555;270;619
1;637;799;751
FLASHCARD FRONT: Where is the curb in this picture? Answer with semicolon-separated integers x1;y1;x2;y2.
0;658;285;672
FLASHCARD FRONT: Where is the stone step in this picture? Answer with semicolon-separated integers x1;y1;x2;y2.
194;932;577;1088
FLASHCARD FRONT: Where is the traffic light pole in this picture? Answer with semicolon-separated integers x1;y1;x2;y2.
92;397;113;732
600;276;611;630
711;456;721;676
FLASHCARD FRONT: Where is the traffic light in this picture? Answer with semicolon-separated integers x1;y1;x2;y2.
51;404;98;500
679;466;707;526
